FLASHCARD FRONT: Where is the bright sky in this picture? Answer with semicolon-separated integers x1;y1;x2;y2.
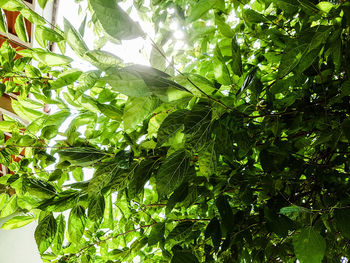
56;0;153;69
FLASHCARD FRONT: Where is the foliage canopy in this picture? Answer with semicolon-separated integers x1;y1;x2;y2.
0;0;350;262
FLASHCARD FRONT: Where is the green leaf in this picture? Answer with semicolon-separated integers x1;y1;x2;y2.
274;0;298;14
88;194;105;222
68;205;86;243
14;14;28;42
88;162;120;196
32;49;73;66
166;182;189;213
334;208;350;239
156;149;193;197
103;71;152;97
215;13;234;38
188;0;216;22
167;221;194;241
24;178;56;199
128;159;155;198
157;110;187;146
97;103;122;121
215;195;234;235
242;9;267;24
213;45;231;85
41;125;58;140
148;222;165;246
198;141;217;177
64;18;89;57
52;214;65;254
280;205;309;220
293;228;326;263
1;215;34;229
231;36;243;76
205;217;222;248
277;44;307;78
58;147;107;166
35;213;57;254
89;0;143;40
171;251;199;263
341;119;350;141
123;97;159;131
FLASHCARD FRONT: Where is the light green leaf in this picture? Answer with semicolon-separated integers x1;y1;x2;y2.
0;10;7;33
293;228;326;263
123;97;159;131
0;193;9;211
1;215;34;230
79;15;87;37
35;213;57;253
101;193;113;229
38;0;49;9
0;195;18;218
64;18;89;57
84;50;122;70
20;8;46;25
215;13;234;38
150;46;166;71
68;206;86;243
51;68;82;89
188;0;216;22
35;25;64;48
97;102;122;121
32;49;73;66
317;2;334;13
103;72;152;97
0;0;24;11
74;70;101;99
89;0;143;40
14;14;28;42
157;110;187;146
